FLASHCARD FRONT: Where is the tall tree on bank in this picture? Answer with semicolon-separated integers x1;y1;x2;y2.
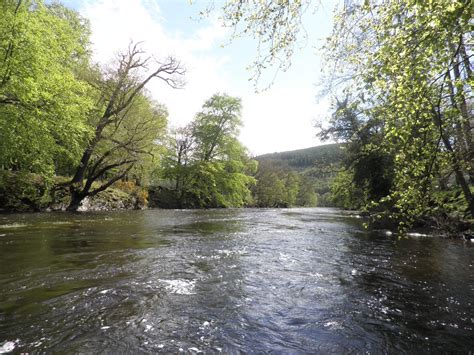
318;97;394;210
0;0;93;177
252;160;318;208
67;43;184;211
191;94;257;207
162;94;257;208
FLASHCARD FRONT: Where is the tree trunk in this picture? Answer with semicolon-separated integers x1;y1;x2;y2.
67;190;84;211
67;117;109;210
459;37;472;82
446;73;473;185
450;46;474;184
442;136;474;217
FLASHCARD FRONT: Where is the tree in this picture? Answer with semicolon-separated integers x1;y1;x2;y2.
282;171;300;206
253;170;286;207
161;93;257;208
67;43;184;210
217;0;473;226
161;124;196;207
324;0;473;224
0;0;94;177
296;176;318;207
252;160;318;208
192;94;243;161
217;0;315;89
319;96;394;209
189;94;256;207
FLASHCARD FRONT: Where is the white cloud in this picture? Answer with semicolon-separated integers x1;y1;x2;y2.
80;0;230;127
240;89;329;156
77;0;330;155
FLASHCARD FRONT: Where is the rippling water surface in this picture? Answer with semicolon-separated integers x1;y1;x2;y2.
0;208;473;353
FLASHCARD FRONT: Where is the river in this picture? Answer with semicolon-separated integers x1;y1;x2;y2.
0;208;473;353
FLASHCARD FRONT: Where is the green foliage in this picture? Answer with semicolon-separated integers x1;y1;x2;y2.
66;43;183;210
322;0;473;229
320;97;394;210
252;160;318;208
220;0;473;230
0;2;182;210
257;143;344;171
217;0;315;89
161;93;257;208
283;171;300;206
330;169;365;210
253;171;286;207
114;180;149;208
296;179;318;207
0;170;52;211
431;187;474;220
0;0;94;177
93;94;168;187
255;144;344;206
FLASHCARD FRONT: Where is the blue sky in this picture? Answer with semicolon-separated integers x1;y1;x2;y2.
62;0;337;155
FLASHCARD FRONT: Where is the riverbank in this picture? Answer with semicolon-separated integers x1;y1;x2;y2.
1;171;472;238
0;172;147;213
364;199;474;239
369;215;474;240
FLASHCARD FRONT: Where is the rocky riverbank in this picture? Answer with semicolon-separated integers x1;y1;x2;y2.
0;171;147;213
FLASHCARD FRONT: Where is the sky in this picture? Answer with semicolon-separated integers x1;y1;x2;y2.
62;0;338;155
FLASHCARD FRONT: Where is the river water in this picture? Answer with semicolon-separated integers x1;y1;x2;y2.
0;208;473;353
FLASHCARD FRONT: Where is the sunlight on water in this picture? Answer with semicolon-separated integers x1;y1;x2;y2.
159;279;197;295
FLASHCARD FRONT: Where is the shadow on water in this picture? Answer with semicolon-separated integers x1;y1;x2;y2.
0;208;473;353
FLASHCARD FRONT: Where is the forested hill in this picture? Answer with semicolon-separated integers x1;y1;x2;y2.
254;143;345;206
256;143;344;171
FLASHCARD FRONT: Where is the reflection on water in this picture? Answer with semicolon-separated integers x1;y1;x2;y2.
0;208;473;353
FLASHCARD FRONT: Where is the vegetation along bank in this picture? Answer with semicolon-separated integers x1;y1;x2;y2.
0;0;473;237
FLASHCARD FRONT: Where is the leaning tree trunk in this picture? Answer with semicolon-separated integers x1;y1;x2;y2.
66;43;184;211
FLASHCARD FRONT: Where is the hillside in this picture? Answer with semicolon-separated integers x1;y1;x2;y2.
256;143;344;170
255;143;345;206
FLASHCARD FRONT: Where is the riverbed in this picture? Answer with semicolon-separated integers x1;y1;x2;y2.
0;208;473;353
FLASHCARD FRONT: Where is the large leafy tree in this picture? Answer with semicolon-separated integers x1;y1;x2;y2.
162;94;257;208
0;0;94;177
253;170;286;207
67;43;184;210
190;94;257;207
253;161;318;208
319;96;394;210
161;124;196;206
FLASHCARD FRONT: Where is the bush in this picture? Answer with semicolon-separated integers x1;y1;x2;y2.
113;180;148;209
0;170;52;211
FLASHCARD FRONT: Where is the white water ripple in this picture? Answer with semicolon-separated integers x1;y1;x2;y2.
159;279;196;295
